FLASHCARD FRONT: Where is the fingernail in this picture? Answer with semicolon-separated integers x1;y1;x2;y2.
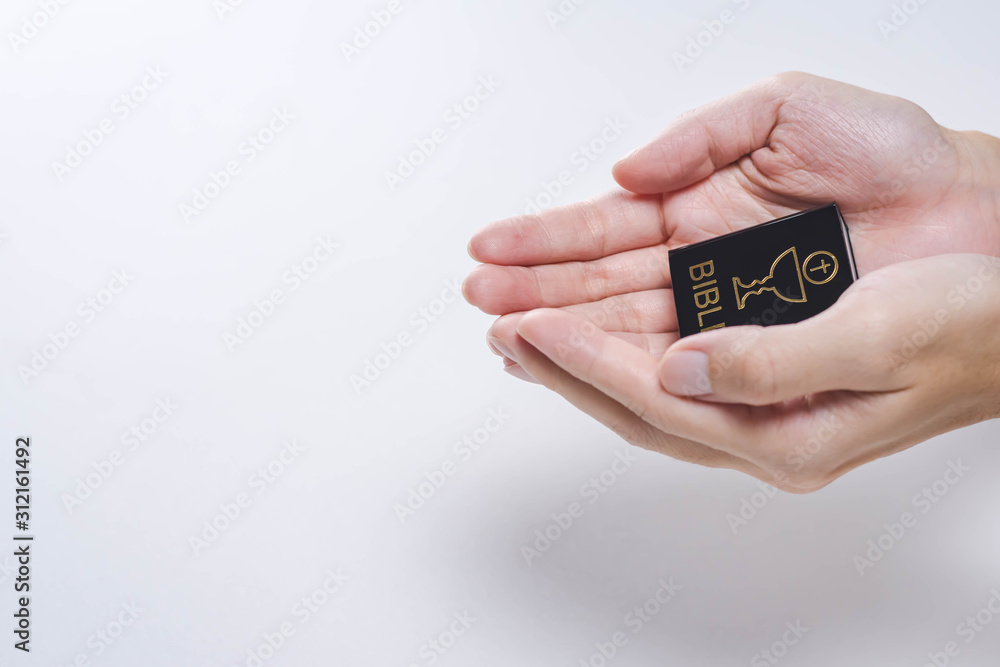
488;336;515;361
660;351;711;396
614;145;641;168
504;364;539;384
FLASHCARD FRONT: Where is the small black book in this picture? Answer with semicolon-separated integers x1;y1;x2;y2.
669;203;858;338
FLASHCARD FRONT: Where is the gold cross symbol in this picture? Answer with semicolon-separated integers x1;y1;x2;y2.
810;259;831;275
802;251;839;285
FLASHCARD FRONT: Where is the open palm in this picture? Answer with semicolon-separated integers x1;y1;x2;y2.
465;72;1000;360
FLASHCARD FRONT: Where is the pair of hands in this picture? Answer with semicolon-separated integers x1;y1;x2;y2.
463;73;1000;493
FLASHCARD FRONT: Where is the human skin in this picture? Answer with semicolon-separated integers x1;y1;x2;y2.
462;72;1000;493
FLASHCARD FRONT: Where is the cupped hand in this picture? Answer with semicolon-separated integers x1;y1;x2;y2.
462;72;1000;489
464;72;1000;323
491;254;1000;492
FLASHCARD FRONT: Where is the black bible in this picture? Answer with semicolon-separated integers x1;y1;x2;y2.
669;203;858;338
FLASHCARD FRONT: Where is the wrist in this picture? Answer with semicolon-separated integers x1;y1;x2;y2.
976;256;1000;419
950;129;1000;240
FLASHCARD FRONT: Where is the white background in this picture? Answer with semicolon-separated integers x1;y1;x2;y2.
2;0;1000;665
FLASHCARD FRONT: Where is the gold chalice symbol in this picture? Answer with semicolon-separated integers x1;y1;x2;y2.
733;247;807;310
733;247;840;310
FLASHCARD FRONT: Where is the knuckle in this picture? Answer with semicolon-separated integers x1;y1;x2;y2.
730;347;781;402
845;301;899;373
574;199;610;258
580;262;612;301
770;71;810;90
611;295;641;331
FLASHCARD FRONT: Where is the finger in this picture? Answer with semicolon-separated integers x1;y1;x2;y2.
562;289;678;333
607;332;677;357
464;245;670;315
514;308;743;445
657;301;909;405
468;190;667;266
613;73;801;194
503;363;540;384
500;329;762;473
488;313;676;359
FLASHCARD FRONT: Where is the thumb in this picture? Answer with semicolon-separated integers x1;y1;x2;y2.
658;312;902;405
612;73;802;194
